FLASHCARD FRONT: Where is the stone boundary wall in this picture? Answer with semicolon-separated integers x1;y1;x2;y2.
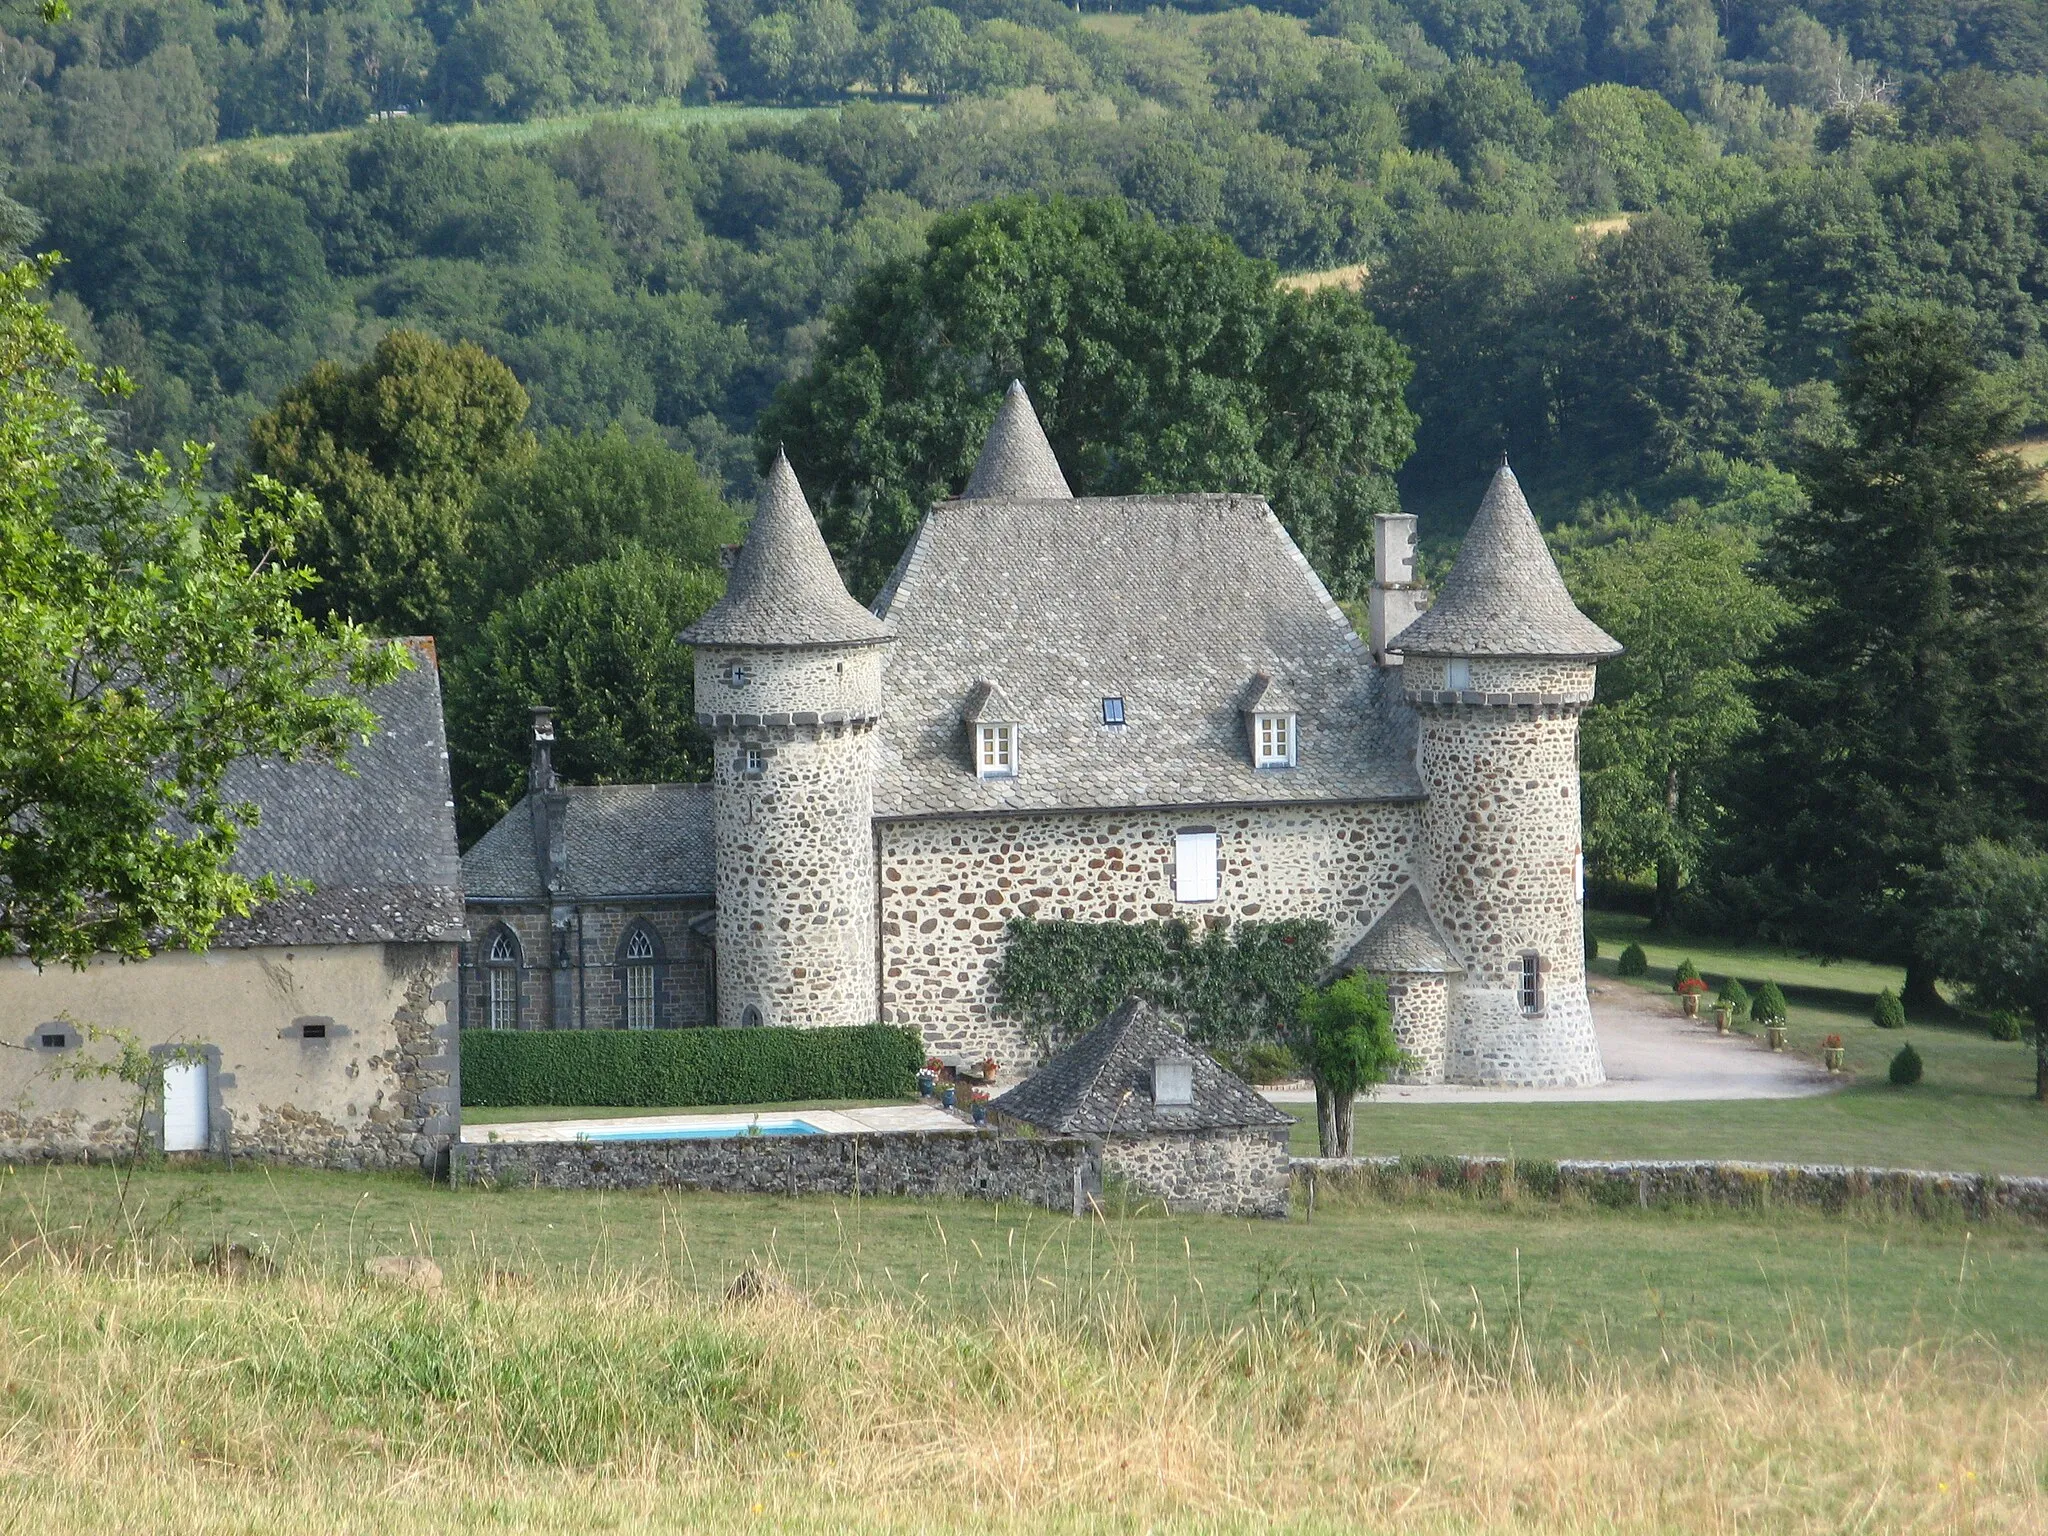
1296;1155;2048;1222
455;1129;1098;1213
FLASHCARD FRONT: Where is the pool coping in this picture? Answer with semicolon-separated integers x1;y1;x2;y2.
459;1105;973;1145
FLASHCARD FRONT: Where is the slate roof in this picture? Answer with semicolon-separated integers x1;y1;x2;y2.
989;998;1291;1137
1390;462;1622;660
463;783;716;901
680;449;891;650
963;381;1073;500
1329;886;1463;976
870;492;1421;817
212;640;465;947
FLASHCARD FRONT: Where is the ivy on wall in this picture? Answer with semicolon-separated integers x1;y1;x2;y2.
993;916;1333;1051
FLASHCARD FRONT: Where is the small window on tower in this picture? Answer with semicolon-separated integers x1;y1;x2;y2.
1101;697;1125;726
743;747;764;777
1254;712;1296;768
1517;952;1546;1017
1445;658;1474;691
977;723;1016;778
724;661;752;688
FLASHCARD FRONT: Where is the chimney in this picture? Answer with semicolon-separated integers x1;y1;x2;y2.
1368;513;1429;665
529;705;558;795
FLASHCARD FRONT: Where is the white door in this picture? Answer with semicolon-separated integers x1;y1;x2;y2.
163;1059;209;1152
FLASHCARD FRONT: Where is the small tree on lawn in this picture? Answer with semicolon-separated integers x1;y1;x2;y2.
1921;839;2048;1102
1298;974;1409;1158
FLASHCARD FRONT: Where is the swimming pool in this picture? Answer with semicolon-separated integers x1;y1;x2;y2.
574;1117;825;1142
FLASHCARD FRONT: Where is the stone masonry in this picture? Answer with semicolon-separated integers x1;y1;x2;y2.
1102;1127;1291;1218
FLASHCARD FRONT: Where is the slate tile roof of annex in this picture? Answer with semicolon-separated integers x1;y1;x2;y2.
869;492;1422;818
1389;462;1622;660
211;640;465;947
1329;886;1463;976
463;783;716;901
681;449;891;650
989;998;1291;1137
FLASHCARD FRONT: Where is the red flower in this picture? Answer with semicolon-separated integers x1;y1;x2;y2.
1676;978;1709;995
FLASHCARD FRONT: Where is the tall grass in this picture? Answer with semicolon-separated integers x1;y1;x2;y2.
0;1209;2039;1533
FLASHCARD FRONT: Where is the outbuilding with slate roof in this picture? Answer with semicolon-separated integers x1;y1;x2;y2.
459;708;717;1033
989;997;1293;1217
0;641;464;1170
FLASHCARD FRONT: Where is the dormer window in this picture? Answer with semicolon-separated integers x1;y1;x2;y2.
1444;658;1473;691
1254;712;1296;769
1101;697;1125;726
977;722;1016;778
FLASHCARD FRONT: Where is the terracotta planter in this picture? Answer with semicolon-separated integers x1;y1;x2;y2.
1824;1047;1845;1073
1713;1005;1732;1036
1766;1024;1787;1052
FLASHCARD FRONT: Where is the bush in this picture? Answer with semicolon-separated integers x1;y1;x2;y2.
1987;1011;2026;1042
1888;1042;1923;1086
1214;1041;1303;1084
1752;982;1789;1025
459;1024;923;1108
1617;943;1648;977
1872;988;1906;1030
1717;977;1751;1020
1584;930;1599;963
1672;957;1701;991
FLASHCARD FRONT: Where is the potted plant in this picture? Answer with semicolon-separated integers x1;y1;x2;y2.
979;1055;999;1083
1753;982;1789;1051
969;1088;990;1125
1821;1033;1845;1072
941;1083;957;1110
1676;976;1709;1018
1712;1002;1732;1035
916;1068;935;1098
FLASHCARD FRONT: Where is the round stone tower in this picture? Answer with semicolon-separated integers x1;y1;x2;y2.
682;450;892;1030
1389;460;1621;1086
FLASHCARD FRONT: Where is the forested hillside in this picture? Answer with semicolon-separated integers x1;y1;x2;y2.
8;0;2048;950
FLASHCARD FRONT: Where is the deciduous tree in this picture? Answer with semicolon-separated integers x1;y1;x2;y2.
1921;839;2048;1101
1298;973;1406;1158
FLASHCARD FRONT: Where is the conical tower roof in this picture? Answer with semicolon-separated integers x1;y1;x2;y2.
963;380;1072;500
1390;462;1621;659
681;449;891;648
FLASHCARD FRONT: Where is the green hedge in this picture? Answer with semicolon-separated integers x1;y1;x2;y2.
460;1024;923;1109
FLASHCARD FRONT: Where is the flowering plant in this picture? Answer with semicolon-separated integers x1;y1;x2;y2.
925;1055;943;1072
1675;977;1709;996
1821;1033;1843;1050
969;1088;991;1105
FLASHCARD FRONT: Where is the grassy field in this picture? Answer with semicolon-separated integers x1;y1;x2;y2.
1288;910;2048;1173
184;102;854;165
0;1163;2043;1531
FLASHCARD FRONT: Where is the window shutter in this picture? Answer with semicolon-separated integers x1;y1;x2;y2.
1174;831;1219;903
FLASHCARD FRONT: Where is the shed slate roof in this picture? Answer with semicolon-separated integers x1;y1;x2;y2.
1330;886;1462;976
680;449;891;650
1390;462;1622;660
870;494;1421;817
963;381;1072;500
463;783;715;901
989;998;1290;1137
212;640;464;947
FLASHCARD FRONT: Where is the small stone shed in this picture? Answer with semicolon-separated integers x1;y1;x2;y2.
989;999;1293;1218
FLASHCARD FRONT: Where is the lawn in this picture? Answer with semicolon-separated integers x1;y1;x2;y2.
183;102;861;165
1288;910;2047;1174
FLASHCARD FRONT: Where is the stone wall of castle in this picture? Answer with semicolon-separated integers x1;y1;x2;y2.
877;801;1419;1066
1413;660;1601;1086
1386;973;1449;1082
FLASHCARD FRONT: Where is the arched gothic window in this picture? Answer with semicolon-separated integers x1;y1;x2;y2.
739;1004;764;1029
623;926;657;1030
486;928;520;1030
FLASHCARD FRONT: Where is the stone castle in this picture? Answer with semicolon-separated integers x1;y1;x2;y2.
463;382;1622;1087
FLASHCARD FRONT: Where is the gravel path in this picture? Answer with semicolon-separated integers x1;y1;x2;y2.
1263;982;1840;1105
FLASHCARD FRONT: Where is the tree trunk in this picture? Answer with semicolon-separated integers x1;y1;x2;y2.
1652;767;1682;931
1902;956;1943;1015
1334;1089;1356;1158
1314;1084;1338;1158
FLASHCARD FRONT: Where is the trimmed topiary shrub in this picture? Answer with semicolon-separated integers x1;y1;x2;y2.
1752;982;1789;1026
1584;930;1599;963
459;1024;923;1108
1988;1012;2026;1042
1872;988;1906;1029
1888;1042;1923;1086
1717;977;1751;1020
1672;957;1702;991
1617;943;1648;977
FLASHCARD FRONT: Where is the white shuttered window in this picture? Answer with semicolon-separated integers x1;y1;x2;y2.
1173;830;1219;903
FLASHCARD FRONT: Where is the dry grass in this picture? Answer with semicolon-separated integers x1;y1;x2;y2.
1278;261;1370;293
1575;214;1634;239
0;1219;2042;1533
